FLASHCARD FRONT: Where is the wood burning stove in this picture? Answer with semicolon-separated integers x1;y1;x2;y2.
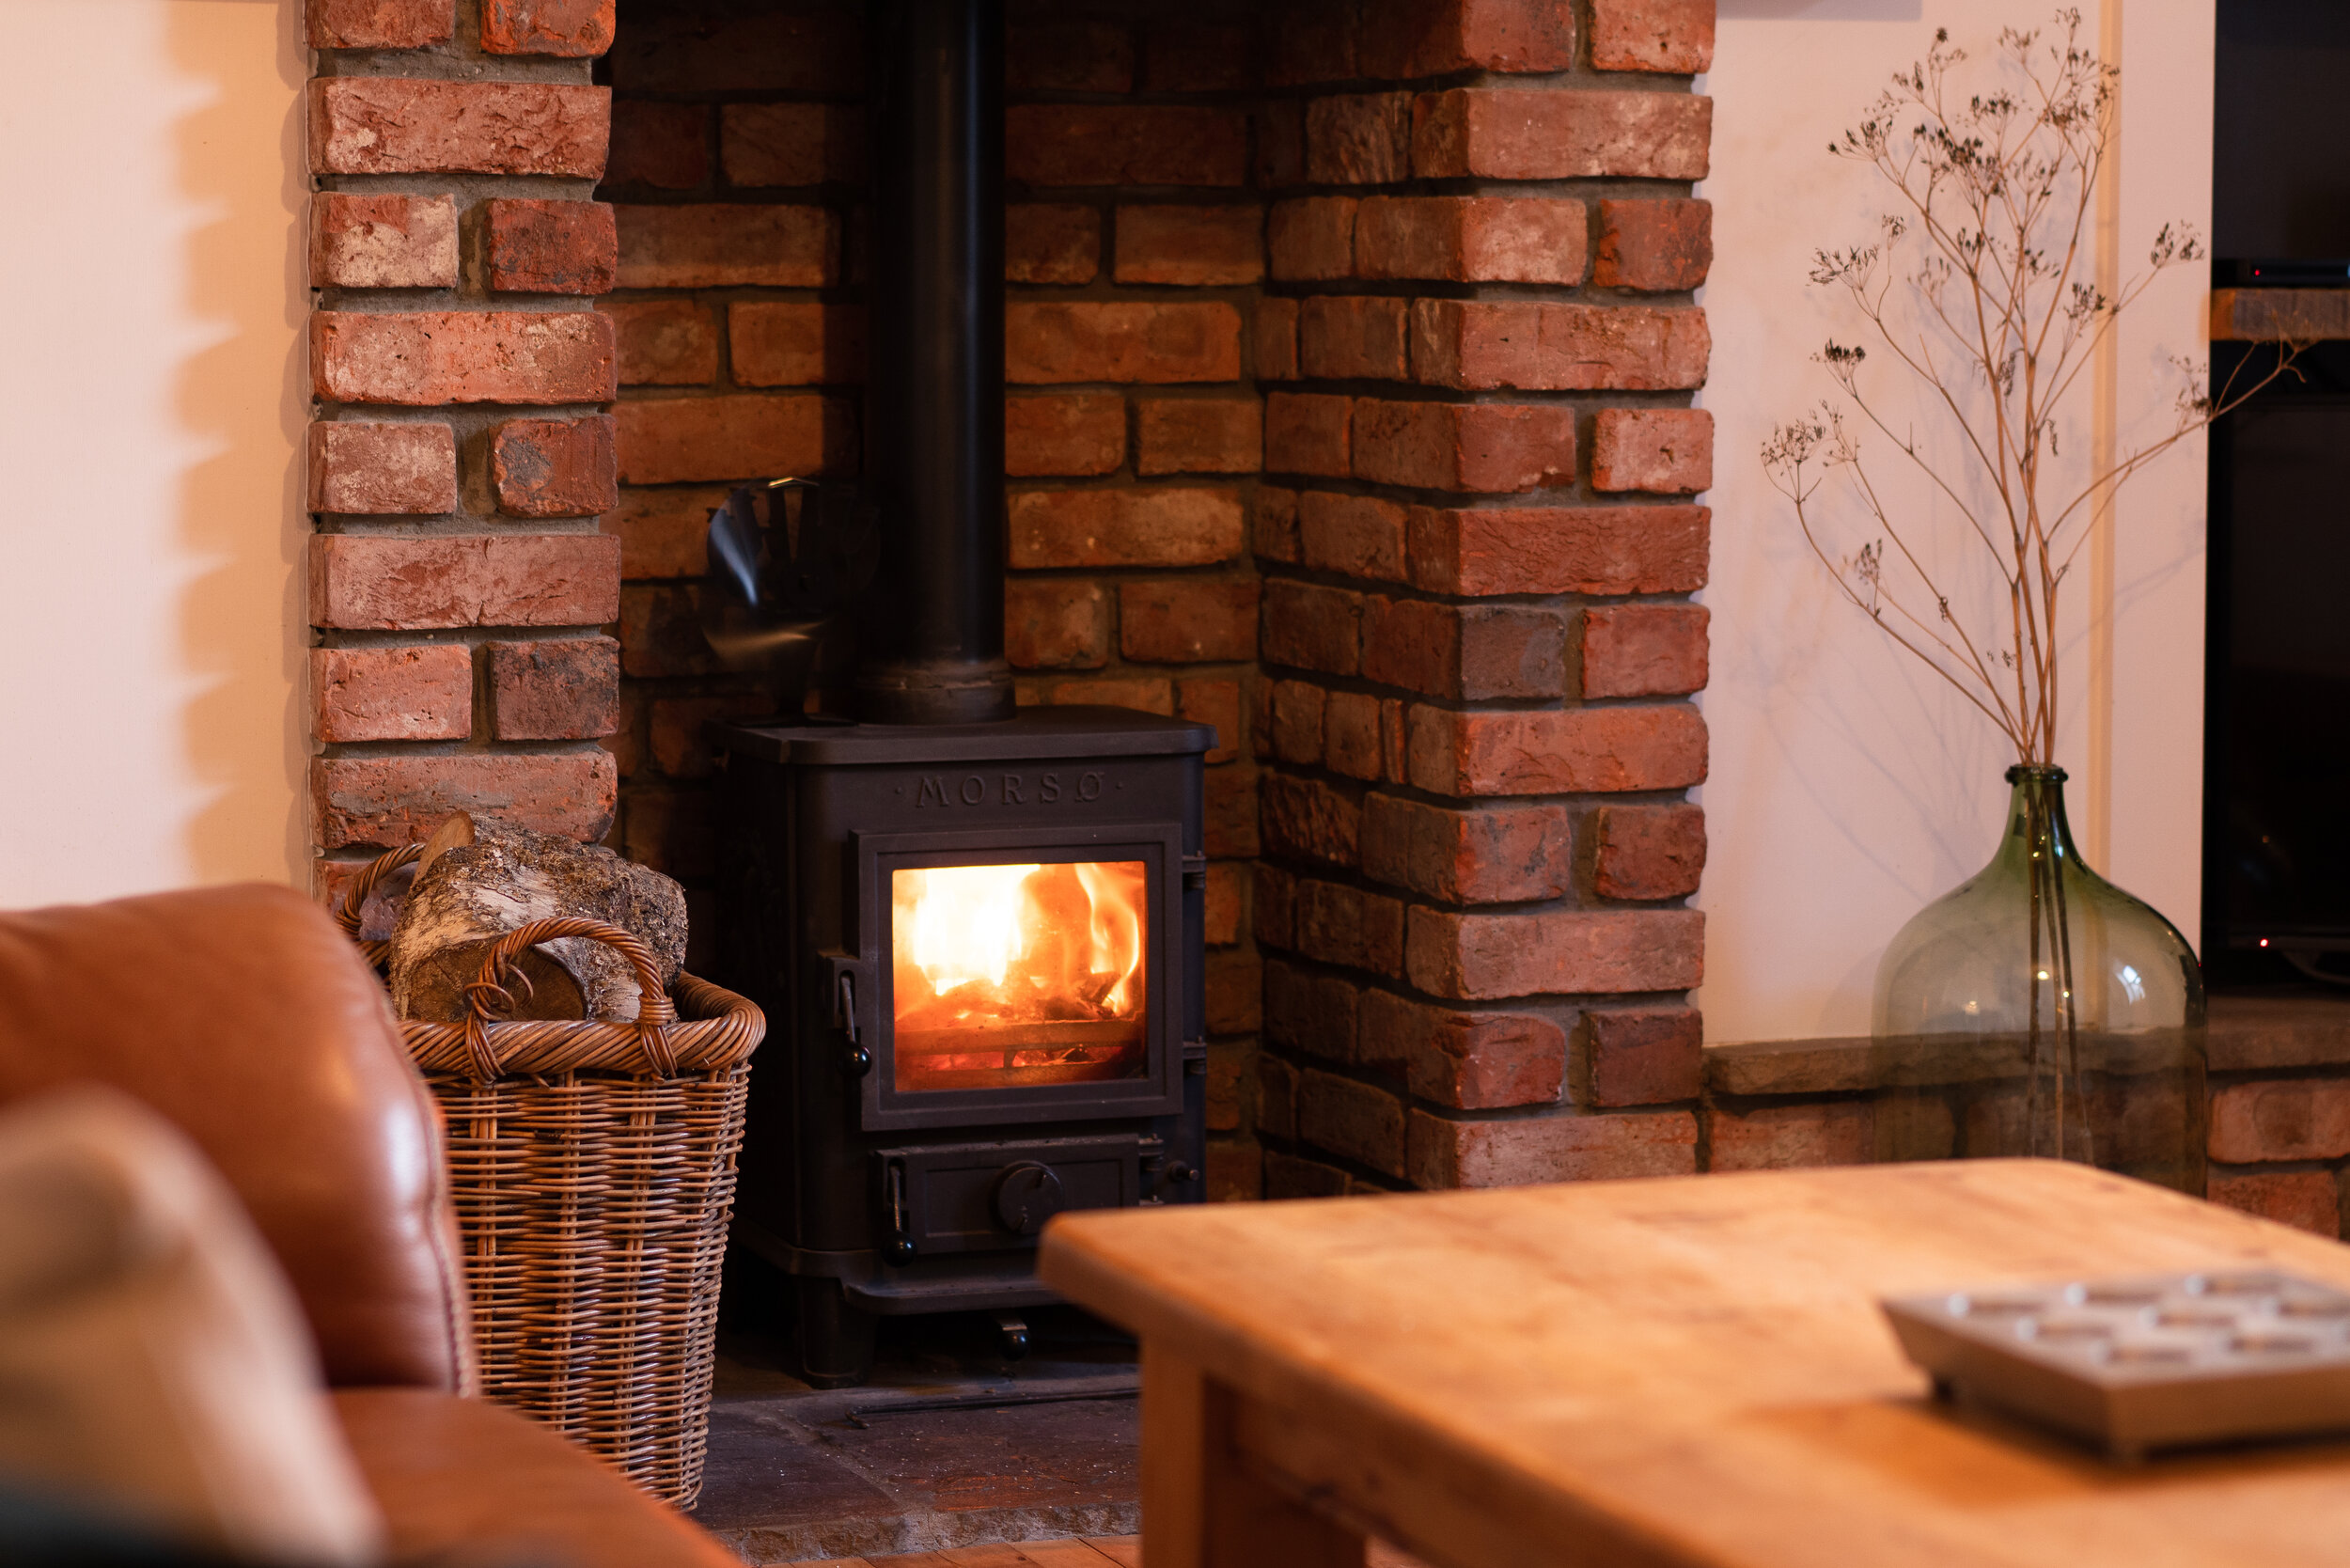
716;712;1210;1383
710;0;1208;1386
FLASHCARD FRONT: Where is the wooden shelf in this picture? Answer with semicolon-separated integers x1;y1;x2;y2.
2211;287;2350;340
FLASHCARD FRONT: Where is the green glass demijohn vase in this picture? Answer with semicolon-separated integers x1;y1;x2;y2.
1870;765;2207;1192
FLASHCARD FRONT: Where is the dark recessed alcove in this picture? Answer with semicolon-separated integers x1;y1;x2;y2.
2205;2;2350;986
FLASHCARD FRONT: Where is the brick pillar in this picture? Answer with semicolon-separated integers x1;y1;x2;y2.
306;0;624;902
1251;0;1717;1196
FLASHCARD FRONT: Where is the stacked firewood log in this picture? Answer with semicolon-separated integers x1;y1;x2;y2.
384;813;688;1024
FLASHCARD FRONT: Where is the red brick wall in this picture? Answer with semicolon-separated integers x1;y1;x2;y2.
2207;1077;2348;1235
591;1;861;953
995;7;1270;1197
306;0;626;906
1697;1015;2350;1241
304;0;1719;1199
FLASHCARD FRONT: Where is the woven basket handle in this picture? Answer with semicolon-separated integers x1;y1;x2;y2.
334;843;424;938
462;917;681;1079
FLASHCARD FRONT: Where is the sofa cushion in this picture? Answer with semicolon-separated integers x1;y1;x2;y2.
0;1088;384;1565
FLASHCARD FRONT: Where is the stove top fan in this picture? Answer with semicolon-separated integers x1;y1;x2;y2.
700;477;880;712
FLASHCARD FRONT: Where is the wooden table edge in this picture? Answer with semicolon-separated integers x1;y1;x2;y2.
1039;1200;1707;1568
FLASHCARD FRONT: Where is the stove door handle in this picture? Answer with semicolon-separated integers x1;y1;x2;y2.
884;1159;913;1263
835;968;859;1043
827;954;875;1076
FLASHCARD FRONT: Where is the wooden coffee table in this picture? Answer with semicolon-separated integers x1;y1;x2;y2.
1039;1159;2350;1568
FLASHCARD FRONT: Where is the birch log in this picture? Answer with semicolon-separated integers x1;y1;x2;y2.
386;814;689;1024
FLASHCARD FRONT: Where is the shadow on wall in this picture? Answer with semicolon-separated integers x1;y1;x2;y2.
168;0;308;887
1720;0;1922;19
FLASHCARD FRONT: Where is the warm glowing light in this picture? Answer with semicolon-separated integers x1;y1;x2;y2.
897;863;1040;995
890;860;1151;1092
893;861;1146;1019
1073;862;1144;1014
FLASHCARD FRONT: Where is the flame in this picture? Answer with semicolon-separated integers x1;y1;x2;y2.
892;860;1148;1031
897;863;1035;996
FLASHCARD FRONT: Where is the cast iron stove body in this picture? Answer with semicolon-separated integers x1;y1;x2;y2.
716;709;1210;1383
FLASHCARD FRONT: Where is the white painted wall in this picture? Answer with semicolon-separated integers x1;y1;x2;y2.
0;0;306;906
1697;0;2216;1042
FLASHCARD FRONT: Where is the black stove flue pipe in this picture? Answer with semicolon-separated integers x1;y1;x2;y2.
856;0;1016;725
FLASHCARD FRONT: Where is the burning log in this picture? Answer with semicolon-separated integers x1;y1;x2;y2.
386;812;688;1024
886;859;1150;1090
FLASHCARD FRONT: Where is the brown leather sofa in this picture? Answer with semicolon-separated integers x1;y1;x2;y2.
0;884;742;1567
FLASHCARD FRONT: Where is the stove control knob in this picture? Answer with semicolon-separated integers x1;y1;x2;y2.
995;1162;1066;1236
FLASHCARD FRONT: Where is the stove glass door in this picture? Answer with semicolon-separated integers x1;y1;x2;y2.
888;859;1150;1092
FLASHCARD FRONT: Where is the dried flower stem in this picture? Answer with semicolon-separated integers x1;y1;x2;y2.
1762;9;2300;765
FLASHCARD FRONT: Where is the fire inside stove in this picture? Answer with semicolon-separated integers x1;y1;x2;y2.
889;860;1151;1092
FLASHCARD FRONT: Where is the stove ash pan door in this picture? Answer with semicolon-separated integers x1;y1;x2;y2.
847;823;1189;1131
876;1137;1146;1258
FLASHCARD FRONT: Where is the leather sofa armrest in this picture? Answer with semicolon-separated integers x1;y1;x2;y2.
332;1390;739;1568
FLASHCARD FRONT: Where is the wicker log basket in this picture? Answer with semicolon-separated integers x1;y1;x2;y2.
336;844;764;1506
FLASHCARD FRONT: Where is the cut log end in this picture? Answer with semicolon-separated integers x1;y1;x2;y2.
387;813;688;1025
